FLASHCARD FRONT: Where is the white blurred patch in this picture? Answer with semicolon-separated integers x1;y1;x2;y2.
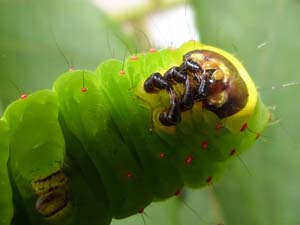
146;5;199;48
94;0;149;14
93;0;199;48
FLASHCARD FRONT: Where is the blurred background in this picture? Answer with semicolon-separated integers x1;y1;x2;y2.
0;0;300;225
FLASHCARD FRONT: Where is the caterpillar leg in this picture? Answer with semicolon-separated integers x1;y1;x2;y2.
164;66;187;83
180;76;195;111
164;66;197;111
144;72;181;125
195;78;209;100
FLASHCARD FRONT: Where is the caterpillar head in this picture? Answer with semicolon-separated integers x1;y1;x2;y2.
144;47;250;127
183;49;249;118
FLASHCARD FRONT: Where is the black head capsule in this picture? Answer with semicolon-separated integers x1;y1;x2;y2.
183;50;249;118
143;49;249;126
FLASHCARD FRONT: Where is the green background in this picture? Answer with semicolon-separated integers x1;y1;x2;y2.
0;0;299;225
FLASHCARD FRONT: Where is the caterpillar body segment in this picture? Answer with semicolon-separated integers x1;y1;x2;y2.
54;70;154;219
0;41;270;225
3;91;72;225
1;91;111;225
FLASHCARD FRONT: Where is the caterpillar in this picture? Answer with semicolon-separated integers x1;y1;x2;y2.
0;40;270;225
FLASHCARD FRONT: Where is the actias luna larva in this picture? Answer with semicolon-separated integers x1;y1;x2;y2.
0;40;270;225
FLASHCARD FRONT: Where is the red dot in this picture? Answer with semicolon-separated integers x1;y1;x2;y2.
169;47;176;51
185;155;193;164
126;172;133;179
206;176;213;183
159;153;166;158
138;208;144;214
81;87;87;92
20;94;27;100
240;123;248;132
215;122;223;130
201;141;208;150
174;190;181;196
230;148;236;156
130;55;138;61
149;48;156;53
119;70;125;75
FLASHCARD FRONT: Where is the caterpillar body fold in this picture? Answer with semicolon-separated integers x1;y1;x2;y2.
0;41;269;225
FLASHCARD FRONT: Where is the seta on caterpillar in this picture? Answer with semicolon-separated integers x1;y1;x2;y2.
0;40;270;225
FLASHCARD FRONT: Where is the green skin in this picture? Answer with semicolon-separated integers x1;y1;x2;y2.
0;41;270;225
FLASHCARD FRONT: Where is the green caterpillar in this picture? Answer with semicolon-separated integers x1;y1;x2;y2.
0;40;270;225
